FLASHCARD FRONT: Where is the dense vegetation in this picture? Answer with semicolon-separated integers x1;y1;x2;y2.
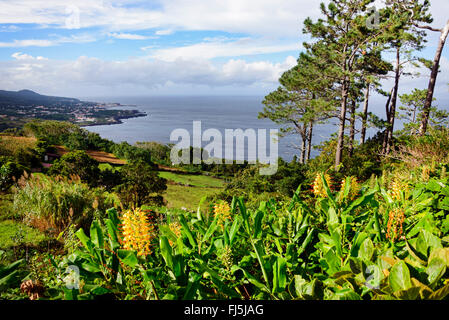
1;0;449;301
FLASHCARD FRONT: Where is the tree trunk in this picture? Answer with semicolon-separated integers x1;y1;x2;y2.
383;46;401;155
307;121;314;162
381;87;394;153
419;20;449;135
300;136;306;164
360;84;370;144
335;81;348;169
348;99;356;157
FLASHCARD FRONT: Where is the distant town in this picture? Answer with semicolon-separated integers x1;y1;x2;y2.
0;89;146;131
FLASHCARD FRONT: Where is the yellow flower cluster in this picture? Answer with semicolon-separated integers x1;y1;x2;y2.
312;173;332;198
214;201;232;228
168;221;182;246
390;178;408;201
339;176;360;202
120;208;155;257
386;208;405;243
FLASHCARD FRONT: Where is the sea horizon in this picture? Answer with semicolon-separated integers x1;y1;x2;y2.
82;95;376;162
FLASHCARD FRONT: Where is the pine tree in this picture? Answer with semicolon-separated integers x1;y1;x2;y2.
303;0;392;169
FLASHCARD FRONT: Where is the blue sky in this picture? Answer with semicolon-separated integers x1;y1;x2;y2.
0;0;448;100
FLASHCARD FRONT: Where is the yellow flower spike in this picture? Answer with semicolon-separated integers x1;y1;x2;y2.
338;176;360;202
386;208;406;243
349;177;360;200
312;173;332;198
120;208;155;257
213;201;232;229
168;221;182;246
390;178;408;202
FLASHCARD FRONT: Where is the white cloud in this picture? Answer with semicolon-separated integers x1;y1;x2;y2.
11;52;47;60
0;0;321;37
149;38;300;61
108;32;155;40
155;29;173;36
0;39;55;47
0;33;96;47
0;53;297;96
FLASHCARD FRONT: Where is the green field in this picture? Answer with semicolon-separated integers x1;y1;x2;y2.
159;172;225;210
0;220;47;249
158;171;225;188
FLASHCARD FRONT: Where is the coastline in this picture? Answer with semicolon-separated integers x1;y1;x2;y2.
79;111;147;127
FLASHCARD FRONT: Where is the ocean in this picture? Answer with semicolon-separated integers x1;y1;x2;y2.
84;95;377;162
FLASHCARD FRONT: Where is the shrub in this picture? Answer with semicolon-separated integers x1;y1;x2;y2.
0;157;28;192
392;127;449;169
48;151;100;187
13;174;119;234
115;161;167;208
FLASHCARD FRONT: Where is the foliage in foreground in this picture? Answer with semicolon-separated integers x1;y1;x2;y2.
4;165;449;300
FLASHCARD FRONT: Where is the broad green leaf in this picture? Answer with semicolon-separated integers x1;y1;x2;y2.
294;275;307;297
229;216;242;245
405;239;427;266
272;256;287;293
179;215;197;248
298;228;315;256
160;236;174;270
196;195;208;221
182;272;201;300
117;249;139;268
105;219;120;250
172;255;185;279
202;215;218;244
301;278;324;300
0;259;23;279
350;232;369;257
393;286;420;300
90;220;104;249
106;208;120;228
416;230;442;257
358;237;374;261
253;210;264;239
332;288;362;300
427;257;446;287
0;270;19;289
75;229;94;254
389;261;412;292
81;262;101;273
429;248;449;268
327;207;339;229
237;197;251;234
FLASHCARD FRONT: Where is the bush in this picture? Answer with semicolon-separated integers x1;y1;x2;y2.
48;151;100;187
306;133;384;183
112;142;152;165
13;174;119;234
115;161;167;208
392;127;449;169
0;157;28;192
135;141;171;165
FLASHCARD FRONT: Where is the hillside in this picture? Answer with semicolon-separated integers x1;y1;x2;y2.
0;89;81;107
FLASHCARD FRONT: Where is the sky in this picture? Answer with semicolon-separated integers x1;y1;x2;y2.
0;0;448;102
